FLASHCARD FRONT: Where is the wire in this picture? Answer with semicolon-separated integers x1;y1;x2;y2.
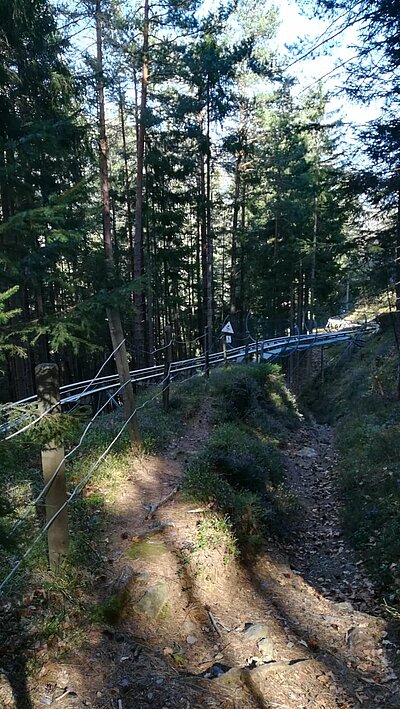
0;364;173;594
173;333;207;345
6;378;132;539
3;402;60;442
67;339;126;413
0;340;127;437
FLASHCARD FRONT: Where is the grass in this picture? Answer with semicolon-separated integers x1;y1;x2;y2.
194;514;238;564
0;362;299;670
183;364;301;552
0;373;208;661
304;323;400;603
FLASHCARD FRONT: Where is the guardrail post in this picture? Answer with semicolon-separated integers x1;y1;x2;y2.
255;338;259;363
244;342;249;362
204;326;210;378
35;363;69;571
260;340;264;362
163;325;172;411
223;336;228;367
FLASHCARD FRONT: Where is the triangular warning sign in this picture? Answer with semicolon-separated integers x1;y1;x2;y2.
221;321;234;334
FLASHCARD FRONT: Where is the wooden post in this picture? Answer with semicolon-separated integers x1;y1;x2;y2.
255;338;259;363
35;364;69;571
260;340;264;363
204;326;210;378
163;325;172;411
223;336;228;367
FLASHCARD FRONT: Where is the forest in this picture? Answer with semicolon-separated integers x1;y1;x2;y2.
1;0;399;404
3;2;400;707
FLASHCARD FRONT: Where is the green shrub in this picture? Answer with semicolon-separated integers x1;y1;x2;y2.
183;459;266;547
194;514;238;563
206;422;283;488
210;364;301;433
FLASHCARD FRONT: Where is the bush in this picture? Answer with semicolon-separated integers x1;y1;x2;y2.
183;459;266;547
207;422;282;488
210;364;301;435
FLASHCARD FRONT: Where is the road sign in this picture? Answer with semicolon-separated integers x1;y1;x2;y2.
226;335;232;344
221;321;234;335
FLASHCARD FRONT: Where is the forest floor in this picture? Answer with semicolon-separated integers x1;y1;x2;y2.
2;398;400;709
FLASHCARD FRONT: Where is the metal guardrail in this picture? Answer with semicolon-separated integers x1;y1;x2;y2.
0;326;370;414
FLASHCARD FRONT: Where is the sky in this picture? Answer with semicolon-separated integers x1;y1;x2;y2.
275;0;382;129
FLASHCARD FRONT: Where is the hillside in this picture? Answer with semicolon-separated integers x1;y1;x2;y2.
303;320;400;605
1;359;400;708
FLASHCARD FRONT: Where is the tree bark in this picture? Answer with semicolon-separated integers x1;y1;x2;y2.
310;193;318;329
230;150;241;315
133;0;150;368
96;0;140;447
206;78;213;345
119;90;134;281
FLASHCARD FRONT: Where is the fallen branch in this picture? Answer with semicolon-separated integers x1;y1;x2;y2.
146;485;180;518
208;610;223;636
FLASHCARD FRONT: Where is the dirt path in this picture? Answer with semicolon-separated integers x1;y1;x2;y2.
282;423;377;612
8;410;400;709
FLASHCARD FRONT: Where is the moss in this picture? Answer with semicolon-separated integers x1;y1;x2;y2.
127;540;168;561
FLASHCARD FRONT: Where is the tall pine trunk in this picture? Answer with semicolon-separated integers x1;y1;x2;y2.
230;150;241;316
133;0;149;368
119;91;134;281
206;80;213;344
96;0;140;446
310;193;318;329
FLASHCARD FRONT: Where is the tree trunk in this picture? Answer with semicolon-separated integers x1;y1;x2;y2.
96;0;140;447
310;193;318;328
396;186;400;398
206;79;213;345
230;150;241;315
133;0;150;368
119;90;134;281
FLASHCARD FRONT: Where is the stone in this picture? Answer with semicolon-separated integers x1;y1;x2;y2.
243;622;272;642
136;582;169;618
297;447;317;458
182;619;197;634
211;668;243;687
186;635;198;645
203;663;231;678
257;638;274;659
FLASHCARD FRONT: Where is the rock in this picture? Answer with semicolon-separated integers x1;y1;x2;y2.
111;565;134;598
297;447;317;458
203;663;231;678
186;635;198;645
182;619;197;634
119;679;130;692
136;582;169;618
336;601;353;612
243;622;272;642
257;637;274;659
211;667;243;687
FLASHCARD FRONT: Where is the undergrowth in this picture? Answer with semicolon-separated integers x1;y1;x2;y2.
183;363;301;552
304;325;400;604
0;374;206;660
